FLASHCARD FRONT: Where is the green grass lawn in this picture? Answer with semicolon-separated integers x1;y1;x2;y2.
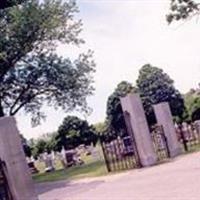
33;145;108;183
33;159;107;183
184;142;200;153
33;142;200;183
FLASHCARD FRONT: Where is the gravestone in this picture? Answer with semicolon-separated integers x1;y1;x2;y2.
27;161;38;174
56;147;67;168
182;122;191;140
122;136;134;156
153;102;182;157
0;117;38;200
194;120;200;135
120;93;157;167
91;147;100;161
65;150;76;167
43;153;55;172
26;157;38;174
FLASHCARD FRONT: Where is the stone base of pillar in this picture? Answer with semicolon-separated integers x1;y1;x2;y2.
169;147;182;158
0;117;38;200
142;156;158;167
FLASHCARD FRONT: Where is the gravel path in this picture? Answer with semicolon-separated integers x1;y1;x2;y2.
37;152;200;200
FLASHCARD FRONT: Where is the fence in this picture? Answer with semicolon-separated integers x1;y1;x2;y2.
151;125;170;161
100;135;141;172
100;125;171;172
175;122;200;152
100;121;200;173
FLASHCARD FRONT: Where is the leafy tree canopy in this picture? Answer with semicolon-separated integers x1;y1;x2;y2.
0;0;26;9
167;0;200;23
20;134;32;157
0;0;95;125
106;81;136;135
32;138;47;158
184;88;200;121
190;97;200;121
57;116;98;150
28;132;58;158
136;64;185;124
93;121;108;135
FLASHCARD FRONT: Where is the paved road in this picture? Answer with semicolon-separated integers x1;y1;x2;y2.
37;152;200;200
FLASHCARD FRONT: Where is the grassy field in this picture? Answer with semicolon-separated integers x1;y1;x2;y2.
33;145;108;183
33;159;107;183
33;142;200;183
184;142;200;153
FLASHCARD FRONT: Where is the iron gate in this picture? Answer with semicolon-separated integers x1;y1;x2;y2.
100;135;141;172
151;125;170;161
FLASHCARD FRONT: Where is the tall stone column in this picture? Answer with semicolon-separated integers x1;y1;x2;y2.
120;93;157;167
194;120;200;134
153;102;182;157
0;117;38;200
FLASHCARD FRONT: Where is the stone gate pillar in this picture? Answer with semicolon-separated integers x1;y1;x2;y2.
194;120;200;135
120;93;157;167
0;117;38;200
153;102;182;157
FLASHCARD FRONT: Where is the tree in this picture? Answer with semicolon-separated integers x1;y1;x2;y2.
32;139;47;158
166;1;200;121
167;0;200;23
106;81;136;135
191;97;200;121
29;132;59;158
57;116;97;150
93;121;108;135
184;88;200;121
45;132;60;152
0;0;95;125
20;134;32;158
31;133;56;158
0;0;26;9
136;64;185;124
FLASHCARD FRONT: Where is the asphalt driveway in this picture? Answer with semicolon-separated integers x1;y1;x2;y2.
37;152;200;200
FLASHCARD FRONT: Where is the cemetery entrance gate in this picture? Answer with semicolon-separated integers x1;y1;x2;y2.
100;112;141;172
100;135;141;172
151;125;170;161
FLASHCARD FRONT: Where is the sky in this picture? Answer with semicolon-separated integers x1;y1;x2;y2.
17;0;200;139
